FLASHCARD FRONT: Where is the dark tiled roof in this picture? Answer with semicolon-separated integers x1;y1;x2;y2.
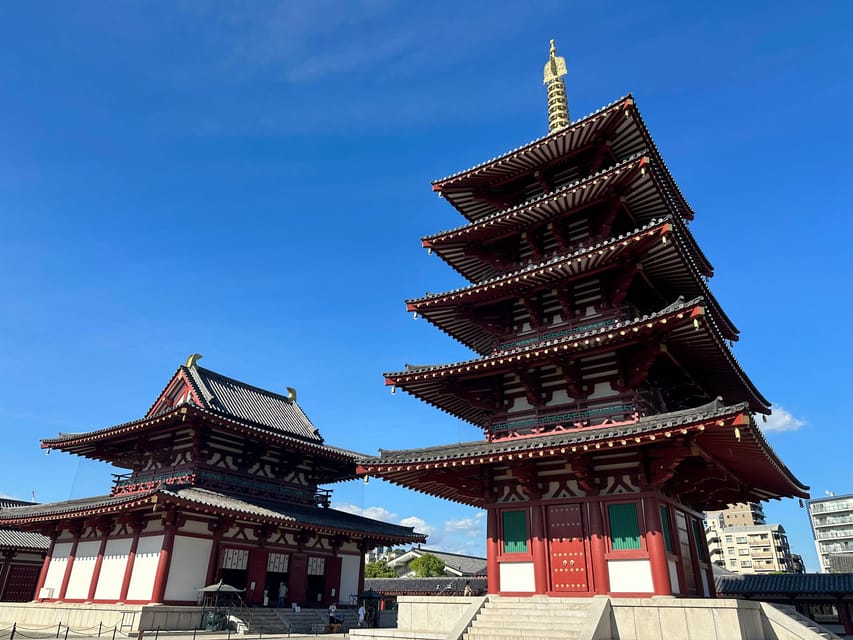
0;527;50;551
406;548;486;576
0;487;426;545
365;576;487;595
184;365;323;443
361;398;745;465
0;498;36;509
717;573;853;596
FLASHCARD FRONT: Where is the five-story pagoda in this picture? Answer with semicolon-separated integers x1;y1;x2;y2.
358;42;808;598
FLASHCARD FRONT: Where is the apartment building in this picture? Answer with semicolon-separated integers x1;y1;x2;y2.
706;503;799;574
808;492;853;573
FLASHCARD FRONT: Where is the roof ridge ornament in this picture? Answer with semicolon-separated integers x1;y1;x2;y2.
543;39;569;133
185;353;203;368
285;386;297;404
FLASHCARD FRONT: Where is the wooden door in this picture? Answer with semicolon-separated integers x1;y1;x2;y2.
674;511;698;595
547;503;588;592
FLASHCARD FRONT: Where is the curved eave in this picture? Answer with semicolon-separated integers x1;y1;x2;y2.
385;300;705;426
0;491;160;527
358;405;806;508
40;405;359;467
411;218;737;354
425;155;711;285
432;96;692;223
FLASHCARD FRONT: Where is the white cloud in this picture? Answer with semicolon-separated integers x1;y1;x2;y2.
444;512;485;538
762;406;807;433
333;502;396;521
400;516;434;536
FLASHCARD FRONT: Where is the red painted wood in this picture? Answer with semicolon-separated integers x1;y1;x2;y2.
118;530;140;602
325;556;342;605
33;534;56;600
530;505;548;594
642;497;672;596
58;533;80;600
586;500;609;594
245;549;268;606
547;503;587;592
86;531;110;601
486;509;499;594
287;552;308;606
151;521;176;603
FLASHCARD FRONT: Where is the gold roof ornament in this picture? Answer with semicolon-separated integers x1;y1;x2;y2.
543;39;569;133
185;353;203;368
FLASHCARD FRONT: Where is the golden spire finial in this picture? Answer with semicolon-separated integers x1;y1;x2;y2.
543;39;569;133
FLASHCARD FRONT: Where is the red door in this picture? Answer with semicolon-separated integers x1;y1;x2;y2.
547;504;588;592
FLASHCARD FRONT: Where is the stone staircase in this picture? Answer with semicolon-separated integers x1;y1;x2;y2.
230;607;294;634
463;596;595;640
275;607;359;634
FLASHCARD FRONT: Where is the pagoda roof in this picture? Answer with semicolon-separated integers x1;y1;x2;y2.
410;216;737;354
41;403;363;473
150;363;323;443
0;487;425;545
357;400;808;509
386;297;769;424
432;96;693;223
425;154;710;284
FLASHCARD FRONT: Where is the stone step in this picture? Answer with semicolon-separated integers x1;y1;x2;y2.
479;608;589;618
464;630;580;640
472;619;585;631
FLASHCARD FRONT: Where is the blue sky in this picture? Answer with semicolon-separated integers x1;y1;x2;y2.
1;2;851;570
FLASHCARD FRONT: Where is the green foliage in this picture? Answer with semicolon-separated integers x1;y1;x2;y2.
365;559;397;578
409;553;446;577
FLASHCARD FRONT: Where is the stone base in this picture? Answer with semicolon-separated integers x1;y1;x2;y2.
0;602;205;633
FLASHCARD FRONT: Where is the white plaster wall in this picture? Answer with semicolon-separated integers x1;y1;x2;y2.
180;520;210;535
43;543;73;597
608;559;653;593
339;554;360;605
66;540;101;600
499;562;535;592
94;538;132;601
164;536;212;602
668;558;681;595
127;535;164;602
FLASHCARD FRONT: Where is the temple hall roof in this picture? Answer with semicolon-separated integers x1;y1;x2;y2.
0;487;425;544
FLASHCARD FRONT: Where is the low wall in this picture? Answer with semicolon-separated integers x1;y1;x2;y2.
0;603;205;634
349;595;483;640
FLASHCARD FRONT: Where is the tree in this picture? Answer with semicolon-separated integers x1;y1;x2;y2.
365;559;397;578
409;553;446;577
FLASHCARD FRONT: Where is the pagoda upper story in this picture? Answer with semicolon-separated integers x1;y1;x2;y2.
42;355;359;508
387;43;768;441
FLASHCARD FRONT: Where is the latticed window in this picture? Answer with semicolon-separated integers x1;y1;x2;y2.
502;510;528;554
608;503;642;550
659;505;674;553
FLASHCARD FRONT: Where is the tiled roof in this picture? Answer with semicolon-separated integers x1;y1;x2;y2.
0;498;36;509
361;398;745;465
0;527;50;551
184;365;323;443
397;547;487;576
0;487;424;544
716;573;853;596
365;576;487;595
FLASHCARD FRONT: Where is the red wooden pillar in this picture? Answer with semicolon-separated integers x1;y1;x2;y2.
151;511;177;603
325;556;342;604
837;598;853;636
58;524;82;600
587;500;609;595
486;508;500;594
33;531;57;600
643;496;672;596
357;542;368;598
0;551;13;600
205;519;230;588
245;549;268;606
288;552;308;606
87;519;112;602
530;504;548;594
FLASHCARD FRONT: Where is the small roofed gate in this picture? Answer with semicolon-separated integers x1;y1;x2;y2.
547;504;588;592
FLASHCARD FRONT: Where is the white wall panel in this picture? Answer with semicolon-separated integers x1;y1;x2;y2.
339;554;360;605
499;562;535;592
127;535;164;602
668;558;681;595
164;536;212;602
94;538;132;601
65;540;101;599
43;543;73;596
607;559;653;593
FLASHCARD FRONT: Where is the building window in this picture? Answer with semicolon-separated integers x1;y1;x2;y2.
736;536;747;544
729;559;737;567
727;547;735;555
741;560;752;567
691;518;707;561
608;503;642;551
502;510;528;554
725;535;733;543
660;505;674;553
739;548;750;556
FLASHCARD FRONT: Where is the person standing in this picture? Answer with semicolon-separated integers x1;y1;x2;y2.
358;603;366;627
328;602;338;625
277;582;287;608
